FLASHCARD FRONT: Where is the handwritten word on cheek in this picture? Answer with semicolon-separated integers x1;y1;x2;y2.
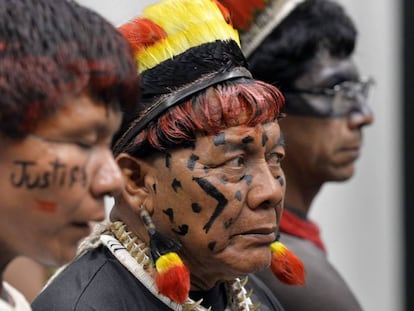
10;158;87;189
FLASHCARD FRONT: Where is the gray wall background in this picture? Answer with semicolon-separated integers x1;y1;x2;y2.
79;1;403;310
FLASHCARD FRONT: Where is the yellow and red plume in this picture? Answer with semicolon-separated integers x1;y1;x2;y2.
118;0;240;73
155;252;190;304
270;240;305;285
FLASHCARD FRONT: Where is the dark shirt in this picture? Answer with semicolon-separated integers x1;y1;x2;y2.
32;245;284;311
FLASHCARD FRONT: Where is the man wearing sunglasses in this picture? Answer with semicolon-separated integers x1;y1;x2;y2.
220;0;373;310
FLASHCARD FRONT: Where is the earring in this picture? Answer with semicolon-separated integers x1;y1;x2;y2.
269;232;305;285
139;206;190;303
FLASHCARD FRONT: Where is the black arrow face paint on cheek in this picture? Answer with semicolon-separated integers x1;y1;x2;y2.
193;177;228;233
187;154;199;171
163;208;174;222
171;178;182;192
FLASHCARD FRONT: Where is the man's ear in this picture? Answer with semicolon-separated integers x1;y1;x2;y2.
116;153;153;214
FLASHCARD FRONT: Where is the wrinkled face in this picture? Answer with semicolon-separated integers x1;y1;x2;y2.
146;122;285;288
281;51;373;182
0;94;123;266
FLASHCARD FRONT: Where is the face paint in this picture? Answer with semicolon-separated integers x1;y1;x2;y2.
213;132;226;146
243;175;253;186
187;154;199;171
165;153;172;168
192;202;202;213
173;224;189;236
242;135;254;144
153;183;157;193
163;208;174;222
235;190;242;201
276;175;284;186
36;200;57;213
171;178;182;192
10;159;87;189
208;241;216;251
193;177;228;233
262;134;268;147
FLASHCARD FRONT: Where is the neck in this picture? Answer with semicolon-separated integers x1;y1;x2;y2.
283;175;323;218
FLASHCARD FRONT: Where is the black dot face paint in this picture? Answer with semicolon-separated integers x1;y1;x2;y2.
171;178;182;192
163;208;174;223
220;175;228;185
224;218;234;229
172;224;189;236
213;132;226;146
165;153;172;169
242;136;254;144
208;241;216;251
203;166;210;174
235;190;242;201
193;177;228;233
192;202;202;213
262;134;269;147
243;174;253;186
187;154;199;171
277;175;284;187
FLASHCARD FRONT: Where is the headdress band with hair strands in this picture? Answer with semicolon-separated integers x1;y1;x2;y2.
112;66;252;155
219;0;306;57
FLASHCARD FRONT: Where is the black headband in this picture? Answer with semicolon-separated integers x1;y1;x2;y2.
112;66;252;155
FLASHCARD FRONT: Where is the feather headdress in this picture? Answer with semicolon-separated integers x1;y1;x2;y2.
113;0;252;155
219;0;306;57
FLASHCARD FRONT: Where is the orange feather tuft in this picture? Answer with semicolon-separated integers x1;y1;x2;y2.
220;0;267;30
155;252;190;303
118;18;167;54
270;240;305;285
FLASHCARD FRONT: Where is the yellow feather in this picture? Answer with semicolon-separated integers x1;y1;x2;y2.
134;0;240;73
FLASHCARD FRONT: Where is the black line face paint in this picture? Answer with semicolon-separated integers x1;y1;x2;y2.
235;190;242;201
187;154;199;171
213;132;226;146
172;224;189;236
208;241;216;251
224;218;234;229
171;178;182;192
242;135;254;144
193;177;228;233
152;183;157;193
277;175;284;187
262;134;269;147
192;202;202;213
10;159;87;189
163;208;174;223
165;153;172;169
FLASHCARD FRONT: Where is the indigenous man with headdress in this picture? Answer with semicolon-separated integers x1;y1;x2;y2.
0;0;140;310
32;0;305;310
219;0;374;310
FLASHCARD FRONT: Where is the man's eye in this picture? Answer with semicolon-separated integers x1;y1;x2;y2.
75;141;93;150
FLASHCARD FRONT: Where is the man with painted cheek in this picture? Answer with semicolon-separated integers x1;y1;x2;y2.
0;0;140;310
32;1;303;310
219;0;374;310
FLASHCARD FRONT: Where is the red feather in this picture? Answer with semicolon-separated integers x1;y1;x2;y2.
270;241;305;285
118;18;167;54
156;264;190;303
